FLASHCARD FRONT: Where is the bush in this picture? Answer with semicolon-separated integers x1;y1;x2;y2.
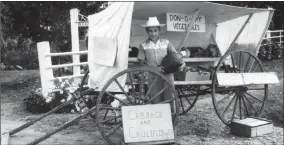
23;89;78;114
258;40;283;61
1;37;39;69
23;91;51;114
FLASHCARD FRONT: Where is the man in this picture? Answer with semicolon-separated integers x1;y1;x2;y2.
137;17;185;105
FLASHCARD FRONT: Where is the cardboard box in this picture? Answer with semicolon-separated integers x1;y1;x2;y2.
231;118;273;137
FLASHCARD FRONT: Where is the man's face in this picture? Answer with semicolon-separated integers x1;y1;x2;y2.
146;27;160;41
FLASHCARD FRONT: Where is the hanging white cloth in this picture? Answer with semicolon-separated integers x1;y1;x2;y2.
88;2;134;92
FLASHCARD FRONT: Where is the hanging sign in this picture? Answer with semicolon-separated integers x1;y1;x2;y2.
122;104;174;143
93;36;117;67
166;12;206;32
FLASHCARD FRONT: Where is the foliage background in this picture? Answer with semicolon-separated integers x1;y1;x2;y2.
0;1;106;69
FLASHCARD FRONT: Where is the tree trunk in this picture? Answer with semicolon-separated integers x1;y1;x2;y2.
0;2;4;63
0;2;6;50
0;2;3;47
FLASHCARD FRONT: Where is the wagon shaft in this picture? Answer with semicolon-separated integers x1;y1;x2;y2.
4;93;98;145
8;96;77;136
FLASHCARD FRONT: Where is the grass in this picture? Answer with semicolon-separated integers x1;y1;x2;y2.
261;58;283;127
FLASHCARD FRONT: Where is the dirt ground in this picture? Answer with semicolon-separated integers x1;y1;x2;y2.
1;59;283;145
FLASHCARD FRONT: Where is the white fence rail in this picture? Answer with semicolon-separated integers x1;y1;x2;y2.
45;51;88;57
37;40;137;96
37;42;88;96
262;30;283;46
37;8;89;96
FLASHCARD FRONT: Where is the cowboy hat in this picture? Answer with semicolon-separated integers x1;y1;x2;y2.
141;17;166;27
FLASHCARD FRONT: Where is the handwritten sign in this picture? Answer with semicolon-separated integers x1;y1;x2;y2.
122;104;174;143
93;36;117;67
166;12;206;32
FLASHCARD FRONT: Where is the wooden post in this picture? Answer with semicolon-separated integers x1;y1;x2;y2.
1;133;10;145
266;31;271;43
70;9;81;85
37;42;54;97
280;30;282;45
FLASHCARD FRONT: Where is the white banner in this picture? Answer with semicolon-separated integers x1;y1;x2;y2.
166;12;206;32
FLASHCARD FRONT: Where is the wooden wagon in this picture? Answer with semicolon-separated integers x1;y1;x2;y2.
4;2;279;145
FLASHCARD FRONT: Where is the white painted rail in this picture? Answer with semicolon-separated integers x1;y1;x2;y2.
45;51;88;57
262;30;283;45
50;74;85;81
37;8;90;96
47;62;88;69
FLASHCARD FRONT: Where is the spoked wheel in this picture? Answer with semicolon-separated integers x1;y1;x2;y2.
212;50;268;126
78;89;98;118
77;69;98;118
96;67;179;145
79;69;90;93
176;85;199;115
79;88;115;119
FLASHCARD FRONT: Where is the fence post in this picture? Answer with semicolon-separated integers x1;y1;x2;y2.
70;9;81;85
37;42;54;97
266;31;271;43
280;30;282;45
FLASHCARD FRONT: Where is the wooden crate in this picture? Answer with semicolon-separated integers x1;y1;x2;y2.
174;71;210;81
230;118;273;137
174;57;219;82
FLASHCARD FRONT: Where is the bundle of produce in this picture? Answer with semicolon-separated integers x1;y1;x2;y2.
204;44;221;57
161;51;183;74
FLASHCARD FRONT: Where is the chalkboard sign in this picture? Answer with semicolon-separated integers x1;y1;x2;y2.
122;104;174;143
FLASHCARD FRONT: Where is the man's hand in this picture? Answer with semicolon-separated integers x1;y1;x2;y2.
156;66;165;73
179;62;186;72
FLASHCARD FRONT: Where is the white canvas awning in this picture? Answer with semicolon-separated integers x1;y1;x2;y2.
132;2;271;23
129;2;274;55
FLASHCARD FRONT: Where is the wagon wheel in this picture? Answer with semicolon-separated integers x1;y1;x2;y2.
79;69;89;93
78;69;117;119
176;85;199;115
212;50;268;126
77;69;97;118
96;67;179;145
79;89;117;120
78;89;98;119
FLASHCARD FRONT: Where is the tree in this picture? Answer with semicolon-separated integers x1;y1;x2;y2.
0;2;6;48
1;1;106;51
